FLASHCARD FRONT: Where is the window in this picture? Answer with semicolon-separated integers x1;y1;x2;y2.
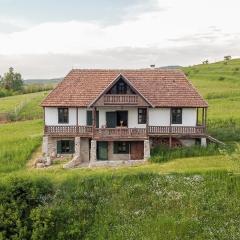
57;140;74;154
171;108;182;124
114;142;129;154
58;108;68;123
117;81;127;94
138;108;147;124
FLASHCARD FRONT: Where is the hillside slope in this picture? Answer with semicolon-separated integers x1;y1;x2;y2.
183;59;240;121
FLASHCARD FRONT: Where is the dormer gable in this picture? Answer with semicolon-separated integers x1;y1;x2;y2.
89;74;153;107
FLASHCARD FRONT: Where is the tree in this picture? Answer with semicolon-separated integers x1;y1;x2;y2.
224;55;231;61
0;67;23;91
202;59;209;64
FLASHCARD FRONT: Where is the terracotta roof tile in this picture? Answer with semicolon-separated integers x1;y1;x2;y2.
41;69;208;107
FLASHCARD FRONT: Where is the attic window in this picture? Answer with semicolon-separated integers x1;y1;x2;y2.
107;78;135;94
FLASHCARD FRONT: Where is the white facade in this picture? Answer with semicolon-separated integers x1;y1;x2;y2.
45;107;197;127
149;108;196;126
45;107;77;125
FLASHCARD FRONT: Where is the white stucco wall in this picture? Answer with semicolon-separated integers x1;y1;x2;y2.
149;108;197;126
78;108;87;125
45;107;77;125
45;107;197;127
149;108;170;126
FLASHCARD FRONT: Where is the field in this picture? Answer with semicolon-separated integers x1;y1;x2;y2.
0;59;240;239
0;91;48;121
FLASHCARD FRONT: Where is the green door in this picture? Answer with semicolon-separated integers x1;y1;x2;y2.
97;142;108;160
87;111;99;128
106;112;116;128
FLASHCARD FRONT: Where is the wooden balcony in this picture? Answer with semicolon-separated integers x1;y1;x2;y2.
44;125;93;137
104;95;138;105
148;126;205;136
44;125;205;138
94;127;147;140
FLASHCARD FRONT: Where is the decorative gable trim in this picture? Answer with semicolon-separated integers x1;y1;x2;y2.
88;74;154;107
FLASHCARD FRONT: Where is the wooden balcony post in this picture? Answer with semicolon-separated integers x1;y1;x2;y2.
146;107;149;137
76;107;79;134
202;107;204;126
196;107;199;125
169;108;172;148
204;107;207;132
92;107;96;138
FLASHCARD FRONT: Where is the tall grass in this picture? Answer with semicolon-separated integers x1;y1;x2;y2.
0;120;42;173
150;144;229;163
1;172;240;239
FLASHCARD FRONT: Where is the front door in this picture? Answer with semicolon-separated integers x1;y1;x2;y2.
130;141;144;160
97;141;108;160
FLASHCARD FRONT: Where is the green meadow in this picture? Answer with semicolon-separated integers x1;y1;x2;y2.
0;59;240;239
0;91;48;121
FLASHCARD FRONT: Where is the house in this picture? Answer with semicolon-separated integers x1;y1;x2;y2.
41;68;208;167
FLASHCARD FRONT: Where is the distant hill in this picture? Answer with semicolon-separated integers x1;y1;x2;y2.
24;78;63;85
158;65;182;69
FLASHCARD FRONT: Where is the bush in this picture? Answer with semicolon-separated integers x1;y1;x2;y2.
0;177;53;240
218;76;225;81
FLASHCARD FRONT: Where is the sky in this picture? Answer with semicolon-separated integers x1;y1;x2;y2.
0;0;239;79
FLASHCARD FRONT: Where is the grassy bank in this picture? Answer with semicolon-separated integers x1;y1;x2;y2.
0;120;42;173
1;172;240;240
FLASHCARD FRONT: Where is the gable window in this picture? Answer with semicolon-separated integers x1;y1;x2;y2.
138;108;147;124
106;78;135;95
58;108;68;123
117;80;127;94
171;108;182;124
114;141;129;154
57;140;74;154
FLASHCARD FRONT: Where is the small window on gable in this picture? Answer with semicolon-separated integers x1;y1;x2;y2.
58;108;68;123
138;108;147;124
114;142;129;154
171;108;182;124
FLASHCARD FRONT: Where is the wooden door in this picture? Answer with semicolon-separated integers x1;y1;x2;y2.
97;141;108;160
106;112;116;128
130;141;144;160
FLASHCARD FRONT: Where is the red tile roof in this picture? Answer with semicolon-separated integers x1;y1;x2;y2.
41;69;208;107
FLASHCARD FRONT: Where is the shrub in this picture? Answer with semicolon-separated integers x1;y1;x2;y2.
0;177;53;240
218;76;225;81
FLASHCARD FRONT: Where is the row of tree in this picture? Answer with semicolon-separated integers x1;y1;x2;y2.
0;67;23;91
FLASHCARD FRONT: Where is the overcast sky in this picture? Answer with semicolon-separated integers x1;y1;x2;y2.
0;0;239;78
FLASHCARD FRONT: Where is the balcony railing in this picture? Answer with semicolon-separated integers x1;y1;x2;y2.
44;125;93;136
104;95;138;105
94;127;147;139
44;125;205;138
148;126;205;135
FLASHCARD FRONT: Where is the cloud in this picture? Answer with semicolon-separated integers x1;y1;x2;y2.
1;39;239;78
0;0;240;77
